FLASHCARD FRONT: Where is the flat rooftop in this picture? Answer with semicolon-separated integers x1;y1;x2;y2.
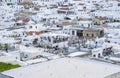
2;58;120;78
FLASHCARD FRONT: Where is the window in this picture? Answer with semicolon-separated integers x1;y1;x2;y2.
29;26;32;28
87;34;89;37
98;53;101;58
81;24;83;26
92;34;94;37
108;41;110;43
23;39;28;41
72;30;75;35
93;54;96;57
100;31;103;35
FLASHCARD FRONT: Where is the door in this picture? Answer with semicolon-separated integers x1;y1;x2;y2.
77;30;83;37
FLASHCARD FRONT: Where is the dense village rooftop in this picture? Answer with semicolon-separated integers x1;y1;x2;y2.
0;0;120;78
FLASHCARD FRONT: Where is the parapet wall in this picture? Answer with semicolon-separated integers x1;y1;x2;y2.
105;72;120;78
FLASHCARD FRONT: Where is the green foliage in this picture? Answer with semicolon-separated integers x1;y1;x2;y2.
7;3;13;6
0;44;3;49
46;46;53;49
0;62;20;72
100;33;104;37
3;44;9;52
94;4;99;6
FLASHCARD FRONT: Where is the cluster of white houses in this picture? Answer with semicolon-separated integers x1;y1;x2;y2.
0;0;120;78
0;0;119;56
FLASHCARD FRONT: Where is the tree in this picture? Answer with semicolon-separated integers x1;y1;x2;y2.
4;44;9;52
0;44;3;50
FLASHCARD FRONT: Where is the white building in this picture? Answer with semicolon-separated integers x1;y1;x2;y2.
92;48;103;58
0;0;22;4
2;58;120;78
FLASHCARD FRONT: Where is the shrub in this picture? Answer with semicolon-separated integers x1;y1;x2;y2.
0;62;20;72
7;3;13;6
